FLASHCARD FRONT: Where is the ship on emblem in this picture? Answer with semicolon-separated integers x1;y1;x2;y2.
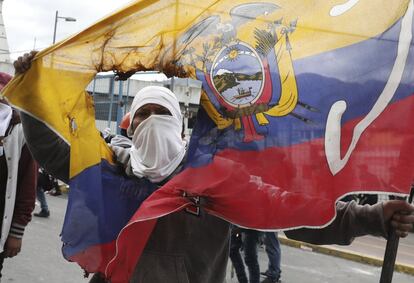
234;87;253;100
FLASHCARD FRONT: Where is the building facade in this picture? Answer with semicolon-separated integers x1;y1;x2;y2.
87;73;202;139
0;0;14;75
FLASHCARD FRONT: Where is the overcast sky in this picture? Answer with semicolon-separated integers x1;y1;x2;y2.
3;0;133;60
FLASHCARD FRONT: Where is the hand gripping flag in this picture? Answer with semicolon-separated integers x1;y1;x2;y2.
2;0;414;282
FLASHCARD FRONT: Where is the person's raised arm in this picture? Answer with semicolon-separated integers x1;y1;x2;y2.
285;200;414;245
13;51;69;182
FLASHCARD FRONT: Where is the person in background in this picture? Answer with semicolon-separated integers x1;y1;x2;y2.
229;227;247;283
229;229;282;283
100;113;132;148
229;227;261;283
0;72;37;279
261;232;281;283
119;112;130;138
48;179;62;196
33;168;51;218
109;112;132;148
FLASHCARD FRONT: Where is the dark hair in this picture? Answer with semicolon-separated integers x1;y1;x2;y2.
120;128;128;138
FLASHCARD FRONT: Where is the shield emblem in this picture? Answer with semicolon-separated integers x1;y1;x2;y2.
210;43;265;109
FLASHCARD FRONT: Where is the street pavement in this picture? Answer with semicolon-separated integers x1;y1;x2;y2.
3;193;414;282
225;243;414;283
3;193;88;283
330;233;414;267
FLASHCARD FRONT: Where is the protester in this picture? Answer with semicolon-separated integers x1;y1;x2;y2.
261;232;282;283
13;52;414;283
100;113;131;147
102;127;113;144
33;168;51;218
108;86;231;283
115;86;187;180
229;229;282;283
119;112;130;138
0;72;37;280
109;112;132;148
229;227;261;283
48;178;62;196
229;227;247;283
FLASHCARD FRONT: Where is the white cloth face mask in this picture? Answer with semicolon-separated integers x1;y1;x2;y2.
130;115;186;183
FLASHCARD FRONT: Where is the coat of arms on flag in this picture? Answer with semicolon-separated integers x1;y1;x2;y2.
2;1;414;282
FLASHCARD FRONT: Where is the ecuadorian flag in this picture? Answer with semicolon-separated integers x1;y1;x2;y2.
2;0;414;282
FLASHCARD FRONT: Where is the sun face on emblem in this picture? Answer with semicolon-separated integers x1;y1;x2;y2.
227;47;240;61
210;43;265;109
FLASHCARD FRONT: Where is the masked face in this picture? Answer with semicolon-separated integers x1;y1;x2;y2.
127;86;186;182
129;114;186;183
131;103;172;134
127;86;182;137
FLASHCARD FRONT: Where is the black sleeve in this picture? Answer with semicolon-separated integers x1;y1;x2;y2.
20;113;70;183
285;201;386;245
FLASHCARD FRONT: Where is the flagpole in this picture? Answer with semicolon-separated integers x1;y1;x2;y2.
379;184;414;283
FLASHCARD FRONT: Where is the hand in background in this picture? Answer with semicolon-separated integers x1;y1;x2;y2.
4;236;22;258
